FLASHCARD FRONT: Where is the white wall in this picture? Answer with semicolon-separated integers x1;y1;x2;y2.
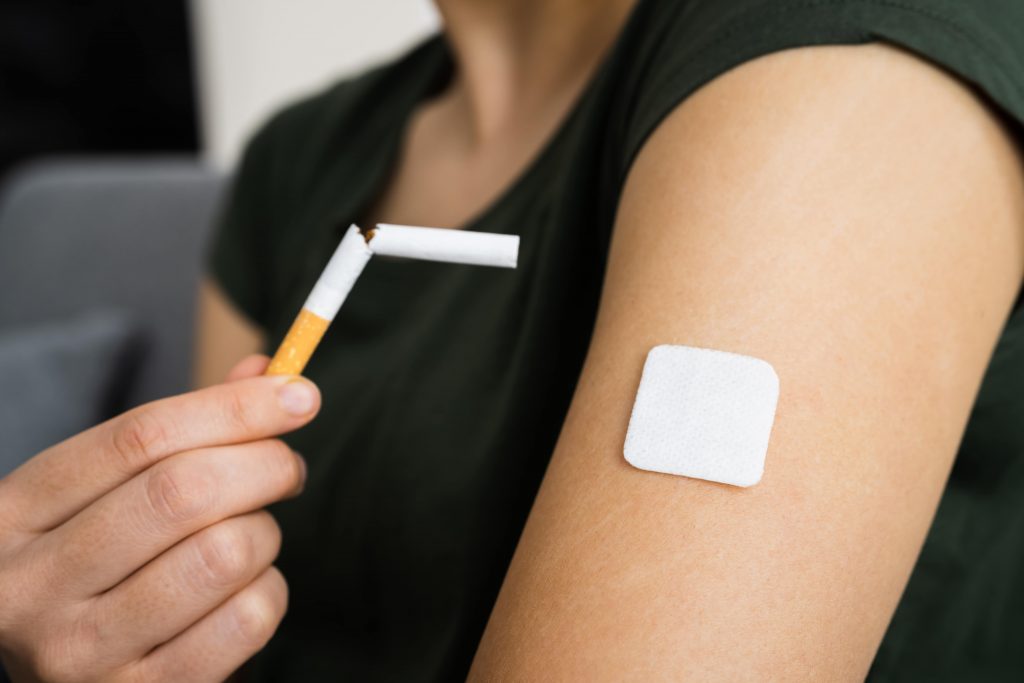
190;0;440;169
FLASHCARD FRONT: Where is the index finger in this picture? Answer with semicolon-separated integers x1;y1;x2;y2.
0;374;319;533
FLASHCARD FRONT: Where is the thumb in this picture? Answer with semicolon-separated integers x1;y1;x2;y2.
225;354;272;382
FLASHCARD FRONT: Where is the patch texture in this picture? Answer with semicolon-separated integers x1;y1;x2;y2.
624;345;779;487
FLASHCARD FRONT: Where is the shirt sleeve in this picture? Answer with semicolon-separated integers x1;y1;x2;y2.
616;0;1024;189
607;0;1024;316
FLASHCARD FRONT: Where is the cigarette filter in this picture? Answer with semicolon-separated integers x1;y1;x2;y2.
266;222;520;376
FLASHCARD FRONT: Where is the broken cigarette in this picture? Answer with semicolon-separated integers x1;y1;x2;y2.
372;223;518;267
265;223;519;376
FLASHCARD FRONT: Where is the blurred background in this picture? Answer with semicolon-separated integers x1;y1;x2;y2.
193;0;438;168
0;1;439;475
1;0;439;176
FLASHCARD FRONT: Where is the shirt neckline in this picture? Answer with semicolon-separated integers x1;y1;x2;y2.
340;0;649;241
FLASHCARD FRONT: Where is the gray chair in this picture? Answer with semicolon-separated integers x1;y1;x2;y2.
0;157;226;470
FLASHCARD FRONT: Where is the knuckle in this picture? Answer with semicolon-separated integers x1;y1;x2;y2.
228;587;283;649
250;513;284;568
194;523;254;589
144;463;210;526
111;410;171;471
264;440;304;492
222;387;258;434
66;610;104;665
257;512;283;555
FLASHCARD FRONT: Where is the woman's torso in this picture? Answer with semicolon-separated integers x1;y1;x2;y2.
206;1;1024;679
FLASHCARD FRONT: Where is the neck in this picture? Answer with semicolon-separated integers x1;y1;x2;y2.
433;0;639;143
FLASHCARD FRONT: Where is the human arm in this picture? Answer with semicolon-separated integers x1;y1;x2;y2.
469;44;1024;680
192;278;266;390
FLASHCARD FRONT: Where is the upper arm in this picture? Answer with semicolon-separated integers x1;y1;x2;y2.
191;277;265;389
193;101;297;390
469;44;1024;680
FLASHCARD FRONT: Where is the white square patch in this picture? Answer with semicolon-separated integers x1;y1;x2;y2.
623;345;779;487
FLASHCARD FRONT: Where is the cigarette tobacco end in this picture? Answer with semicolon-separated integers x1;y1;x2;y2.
357;224;377;244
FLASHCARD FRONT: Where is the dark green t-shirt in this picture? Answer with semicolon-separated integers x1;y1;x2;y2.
209;0;1024;679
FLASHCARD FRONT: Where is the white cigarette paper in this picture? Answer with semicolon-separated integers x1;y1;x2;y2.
304;225;373;321
267;222;519;376
372;223;519;268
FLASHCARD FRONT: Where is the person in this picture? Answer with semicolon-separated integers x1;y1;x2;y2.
1;0;1023;680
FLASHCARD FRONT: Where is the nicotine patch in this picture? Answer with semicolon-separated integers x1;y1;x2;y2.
624;345;779;487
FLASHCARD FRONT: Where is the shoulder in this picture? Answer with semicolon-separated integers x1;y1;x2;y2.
609;0;1024;186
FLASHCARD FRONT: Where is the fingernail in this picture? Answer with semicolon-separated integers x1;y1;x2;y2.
278;380;318;416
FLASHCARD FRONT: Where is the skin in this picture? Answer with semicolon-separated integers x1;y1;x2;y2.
362;0;639;228
0;359;317;681
4;1;1023;681
193;280;264;389
467;45;1024;680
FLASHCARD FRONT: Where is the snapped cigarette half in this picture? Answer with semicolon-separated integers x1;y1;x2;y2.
266;223;519;376
372;223;519;268
266;225;372;375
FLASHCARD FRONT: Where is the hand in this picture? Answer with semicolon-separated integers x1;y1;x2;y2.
0;355;318;682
